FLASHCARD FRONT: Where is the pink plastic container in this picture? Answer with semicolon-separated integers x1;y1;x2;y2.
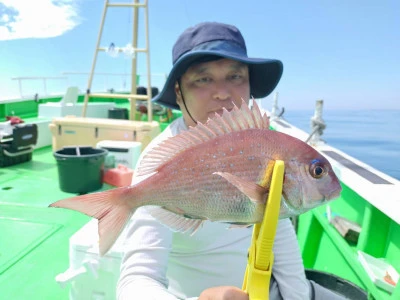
103;164;134;187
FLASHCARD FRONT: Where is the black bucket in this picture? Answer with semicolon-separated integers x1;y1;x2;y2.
305;269;368;299
54;146;108;194
108;108;129;120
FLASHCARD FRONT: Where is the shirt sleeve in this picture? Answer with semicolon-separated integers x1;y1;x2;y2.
117;120;186;300
117;207;180;300
272;218;310;300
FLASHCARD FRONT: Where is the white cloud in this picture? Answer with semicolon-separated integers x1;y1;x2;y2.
1;13;9;22
0;0;81;40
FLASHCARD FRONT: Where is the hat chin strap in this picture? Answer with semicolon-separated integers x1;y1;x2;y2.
178;81;197;125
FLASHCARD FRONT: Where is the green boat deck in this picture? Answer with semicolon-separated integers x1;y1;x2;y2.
0;95;175;299
0;146;101;299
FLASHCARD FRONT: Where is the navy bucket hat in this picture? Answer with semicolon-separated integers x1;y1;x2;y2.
153;22;283;110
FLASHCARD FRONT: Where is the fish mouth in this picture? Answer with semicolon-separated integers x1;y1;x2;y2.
282;188;340;217
283;191;326;216
307;189;340;210
326;188;342;201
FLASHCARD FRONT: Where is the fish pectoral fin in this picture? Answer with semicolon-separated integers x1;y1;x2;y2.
147;207;205;235
213;172;268;204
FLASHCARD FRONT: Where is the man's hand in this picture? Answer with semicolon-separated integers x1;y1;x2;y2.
198;286;249;300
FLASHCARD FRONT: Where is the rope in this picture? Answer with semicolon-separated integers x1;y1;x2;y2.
305;117;326;143
277;107;285;118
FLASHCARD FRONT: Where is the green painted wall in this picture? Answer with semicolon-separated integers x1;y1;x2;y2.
297;183;400;299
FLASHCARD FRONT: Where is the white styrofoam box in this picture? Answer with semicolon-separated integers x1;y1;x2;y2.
0;120;13;137
56;219;131;300
38;102;116;119
96;140;142;169
31;118;52;149
358;251;399;294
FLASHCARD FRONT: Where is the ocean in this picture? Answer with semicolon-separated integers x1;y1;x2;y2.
283;109;400;180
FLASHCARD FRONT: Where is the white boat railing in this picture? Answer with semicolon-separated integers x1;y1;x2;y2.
8;72;167;100
10;76;68;99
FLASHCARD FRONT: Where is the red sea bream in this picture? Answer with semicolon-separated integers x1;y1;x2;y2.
50;100;342;255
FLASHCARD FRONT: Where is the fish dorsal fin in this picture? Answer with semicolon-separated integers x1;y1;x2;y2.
137;99;269;176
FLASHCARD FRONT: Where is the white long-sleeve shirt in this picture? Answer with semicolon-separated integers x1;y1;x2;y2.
117;117;310;300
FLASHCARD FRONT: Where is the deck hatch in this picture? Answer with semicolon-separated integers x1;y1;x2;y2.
0;218;61;274
322;150;393;185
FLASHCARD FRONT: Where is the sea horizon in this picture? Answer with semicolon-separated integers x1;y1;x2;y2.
283;109;400;180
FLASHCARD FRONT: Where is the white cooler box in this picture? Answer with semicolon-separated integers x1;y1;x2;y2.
56;220;130;300
96;140;142;169
49;116;160;152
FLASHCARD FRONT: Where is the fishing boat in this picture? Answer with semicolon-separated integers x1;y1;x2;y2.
1;1;398;299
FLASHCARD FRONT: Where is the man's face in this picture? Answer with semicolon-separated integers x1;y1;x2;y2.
175;58;250;127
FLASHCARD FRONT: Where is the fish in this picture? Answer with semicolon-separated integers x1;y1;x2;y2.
49;100;342;255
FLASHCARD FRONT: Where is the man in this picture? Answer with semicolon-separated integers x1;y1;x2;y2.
117;22;344;300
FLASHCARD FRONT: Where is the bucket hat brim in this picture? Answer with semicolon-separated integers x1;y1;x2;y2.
153;50;283;110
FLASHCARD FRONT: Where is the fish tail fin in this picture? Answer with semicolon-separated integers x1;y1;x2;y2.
49;187;134;256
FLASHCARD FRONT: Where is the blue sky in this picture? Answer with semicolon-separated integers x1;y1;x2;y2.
0;0;399;110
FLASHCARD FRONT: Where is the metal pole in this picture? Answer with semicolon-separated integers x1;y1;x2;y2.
130;0;139;121
144;0;152;122
82;0;109;117
309;99;326;145
18;79;23;98
43;78;47;96
271;92;279;118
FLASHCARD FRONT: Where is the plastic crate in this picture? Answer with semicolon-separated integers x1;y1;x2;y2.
0;123;37;167
0;145;33;167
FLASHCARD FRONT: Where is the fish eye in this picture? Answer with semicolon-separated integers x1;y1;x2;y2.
309;160;326;179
